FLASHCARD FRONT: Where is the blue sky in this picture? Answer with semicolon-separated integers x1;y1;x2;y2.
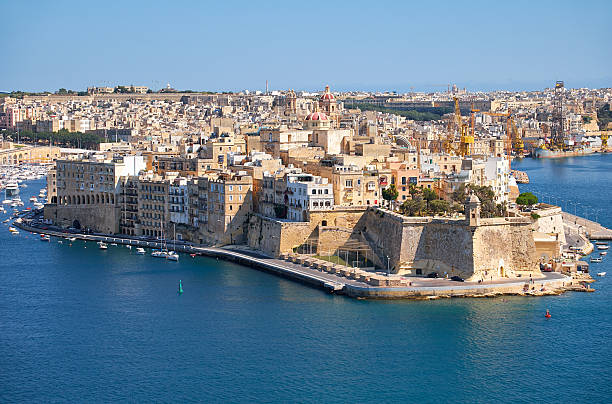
1;0;610;93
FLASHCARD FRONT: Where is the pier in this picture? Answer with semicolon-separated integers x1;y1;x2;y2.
562;212;612;240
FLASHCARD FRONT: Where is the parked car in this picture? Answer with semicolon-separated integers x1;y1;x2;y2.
450;276;464;282
426;272;439;278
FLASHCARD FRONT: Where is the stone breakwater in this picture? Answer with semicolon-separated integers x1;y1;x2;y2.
13;219;592;300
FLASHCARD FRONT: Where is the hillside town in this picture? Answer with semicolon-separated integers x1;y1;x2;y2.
1;84;611;285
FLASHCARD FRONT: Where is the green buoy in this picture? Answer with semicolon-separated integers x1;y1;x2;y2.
178;280;183;295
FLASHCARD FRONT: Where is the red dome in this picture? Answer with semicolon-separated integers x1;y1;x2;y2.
320;85;335;101
305;111;329;121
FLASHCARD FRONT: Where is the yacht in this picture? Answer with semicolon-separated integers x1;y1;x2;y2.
166;251;179;261
40;235;51;242
151;250;167;258
590;257;603;263
600;251;607;256
597;244;609;250
597;272;606;277
5;183;19;197
136;247;146;255
29;196;37;203
68;237;76;242
98;242;108;250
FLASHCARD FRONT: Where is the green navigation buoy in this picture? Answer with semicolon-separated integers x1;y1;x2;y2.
178;280;183;295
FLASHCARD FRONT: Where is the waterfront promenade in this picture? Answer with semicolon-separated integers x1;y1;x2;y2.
14;215;579;299
563;211;612;240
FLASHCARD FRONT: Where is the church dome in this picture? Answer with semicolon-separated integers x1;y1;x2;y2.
305;111;329;121
320;85;334;101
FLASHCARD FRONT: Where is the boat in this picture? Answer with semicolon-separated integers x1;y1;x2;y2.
590;257;603;263
598;245;609;250
600;251;607;256
10;229;19;235
596;241;608;246
2;199;11;204
4;182;19;197
40;235;50;242
2;219;8;223
29;196;37;203
126;245;132;249
151;250;167;258
136;247;145;255
533;146;593;159
68;237;76;242
98;242;108;250
166;224;179;261
110;243;118;246
597;272;606;277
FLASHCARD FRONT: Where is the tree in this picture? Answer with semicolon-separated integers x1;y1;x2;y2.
422;187;437;209
382;184;399;207
57;88;68;95
429;199;450;215
400;198;426;216
516;192;538;206
451;184;467;202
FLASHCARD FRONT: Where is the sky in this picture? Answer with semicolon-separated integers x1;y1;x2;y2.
1;0;611;93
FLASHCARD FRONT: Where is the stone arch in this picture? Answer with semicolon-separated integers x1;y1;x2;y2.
77;195;81;205
72;219;81;230
96;194;100;204
110;194;114;204
86;195;90;204
51;196;57;204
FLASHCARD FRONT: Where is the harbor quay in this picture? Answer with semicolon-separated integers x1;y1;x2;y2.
14;213;588;299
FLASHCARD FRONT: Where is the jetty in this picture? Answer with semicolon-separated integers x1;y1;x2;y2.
562;212;612;240
511;170;530;184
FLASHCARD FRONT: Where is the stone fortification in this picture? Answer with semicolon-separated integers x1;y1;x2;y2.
248;201;540;280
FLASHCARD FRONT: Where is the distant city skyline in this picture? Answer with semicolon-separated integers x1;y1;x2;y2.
1;0;611;93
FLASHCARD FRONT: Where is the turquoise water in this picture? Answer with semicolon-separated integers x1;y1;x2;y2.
1;158;611;403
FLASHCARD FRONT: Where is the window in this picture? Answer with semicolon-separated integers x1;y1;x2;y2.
229;195;233;201
345;180;353;187
312;189;316;195
229;185;233;191
324;189;328;194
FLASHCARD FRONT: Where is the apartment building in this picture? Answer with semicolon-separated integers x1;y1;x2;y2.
197;173;253;244
45;155;145;233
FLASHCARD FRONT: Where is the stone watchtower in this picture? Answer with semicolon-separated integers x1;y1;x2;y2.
465;193;481;226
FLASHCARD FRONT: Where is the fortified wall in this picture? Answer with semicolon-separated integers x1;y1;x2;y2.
247;197;540;281
356;206;538;280
44;203;120;234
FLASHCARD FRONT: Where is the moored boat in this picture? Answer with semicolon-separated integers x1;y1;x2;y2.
136;247;145;255
98;242;108;250
597;272;606;276
590;257;603;263
166;251;179;261
151;250;167;258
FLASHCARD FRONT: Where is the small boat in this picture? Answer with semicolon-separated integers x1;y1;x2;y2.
40;235;50;242
68;237;76;242
600;251;607;256
590;257;603;263
597;245;609;250
190;253;196;258
166;251;179;261
597;272;606;277
596;241;608;246
178;280;183;294
98;242;108;250
2;199;12;204
126;245;132;249
3;219;9;223
110;243;118;246
136;247;145;255
151;250;167;258
29;196;37;202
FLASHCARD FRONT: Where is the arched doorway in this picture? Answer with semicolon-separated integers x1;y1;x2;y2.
72;220;81;230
